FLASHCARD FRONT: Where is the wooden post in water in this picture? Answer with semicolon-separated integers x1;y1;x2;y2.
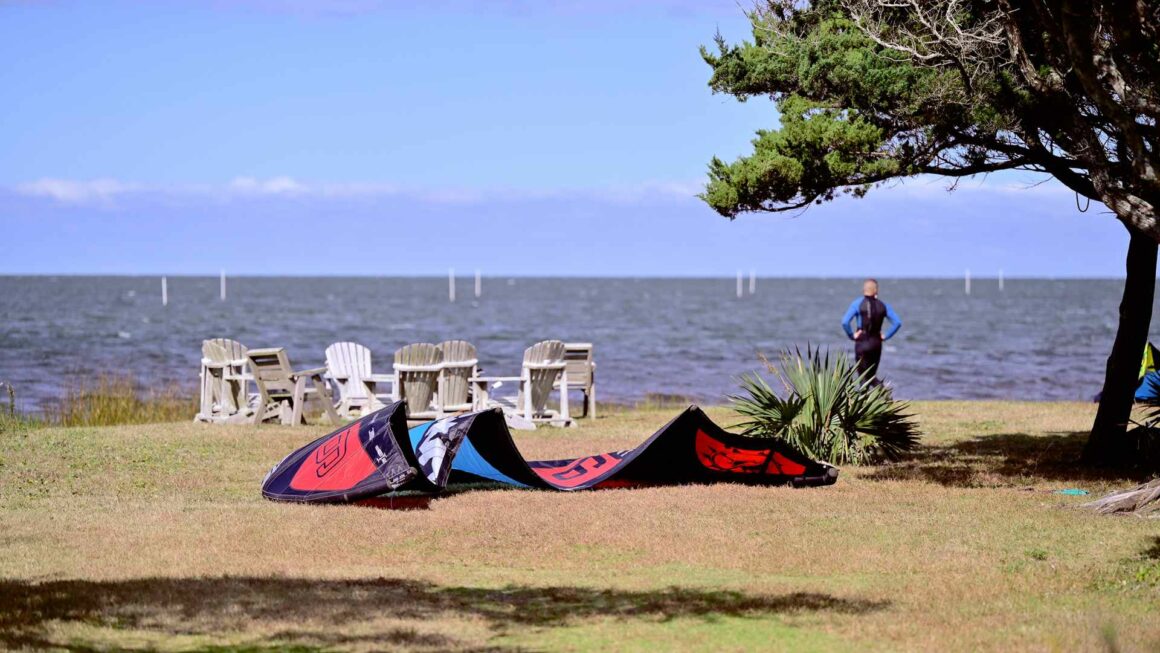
449;268;456;303
749;269;756;295
965;269;971;295
220;269;227;301
475;269;482;298
736;270;743;298
161;276;168;306
998;268;1004;292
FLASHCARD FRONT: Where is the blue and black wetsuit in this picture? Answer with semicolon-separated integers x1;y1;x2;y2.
841;296;902;379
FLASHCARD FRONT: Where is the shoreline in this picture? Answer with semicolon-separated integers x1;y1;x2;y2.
4;391;1106;429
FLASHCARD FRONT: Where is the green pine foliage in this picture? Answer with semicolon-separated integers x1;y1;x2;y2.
729;347;920;465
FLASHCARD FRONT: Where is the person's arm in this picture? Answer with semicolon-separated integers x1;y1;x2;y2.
882;302;902;339
841;299;860;340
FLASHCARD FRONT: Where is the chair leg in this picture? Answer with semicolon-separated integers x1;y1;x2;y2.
364;381;383;413
589;384;596;420
197;367;211;422
290;378;307;425
315;374;340;425
558;370;570;426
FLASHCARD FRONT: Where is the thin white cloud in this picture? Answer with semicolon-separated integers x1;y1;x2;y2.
228;176;307;196
7;176;704;206
11;174;1077;210
877;173;1077;202
603;179;704;202
14;178;142;204
207;0;742;18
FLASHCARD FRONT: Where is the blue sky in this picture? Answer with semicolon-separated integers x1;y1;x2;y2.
0;0;1132;276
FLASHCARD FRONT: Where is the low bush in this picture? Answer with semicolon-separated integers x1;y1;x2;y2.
729;347;920;465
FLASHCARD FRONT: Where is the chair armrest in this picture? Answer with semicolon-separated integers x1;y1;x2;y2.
328;372;351;381
365;373;395;383
470;376;522;383
524;362;566;371
394;364;442;372
441;359;479;368
294;367;328;377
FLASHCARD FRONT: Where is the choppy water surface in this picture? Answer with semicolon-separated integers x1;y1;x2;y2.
0;276;1152;412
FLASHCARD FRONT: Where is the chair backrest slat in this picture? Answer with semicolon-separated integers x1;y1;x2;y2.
200;338;250;418
394;343;442;415
326;342;373;401
203;338;247;363
563;342;593;386
247;347;296;395
438;340;478;408
522;339;566;413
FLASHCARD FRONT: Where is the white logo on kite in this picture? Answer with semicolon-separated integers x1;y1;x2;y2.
416;415;469;483
373;444;391;466
417;420;451;468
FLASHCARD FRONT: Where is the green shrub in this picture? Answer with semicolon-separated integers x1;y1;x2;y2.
729;347;920;465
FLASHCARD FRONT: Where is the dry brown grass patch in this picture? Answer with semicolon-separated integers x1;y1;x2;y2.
1;402;1158;651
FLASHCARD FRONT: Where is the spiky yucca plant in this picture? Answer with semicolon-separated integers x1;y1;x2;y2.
729;347;920;465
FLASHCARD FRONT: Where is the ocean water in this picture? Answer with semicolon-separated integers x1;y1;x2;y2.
0;276;1152;412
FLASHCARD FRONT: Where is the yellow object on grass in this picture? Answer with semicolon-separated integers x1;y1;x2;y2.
1141;342;1159;380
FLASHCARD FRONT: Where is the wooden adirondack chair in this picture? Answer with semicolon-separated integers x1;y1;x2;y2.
471;340;571;427
556;342;596;419
196;338;252;423
324;342;394;419
392;343;443;419
246;347;340;426
437;340;478;413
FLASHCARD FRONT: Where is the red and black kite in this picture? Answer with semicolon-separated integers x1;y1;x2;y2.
262;402;837;503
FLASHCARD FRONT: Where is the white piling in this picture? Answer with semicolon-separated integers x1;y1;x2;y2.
474;269;482;298
220;269;227;301
449;268;456;303
998;268;1004;292
736;270;743;298
965;269;971;295
161;276;168;306
749;269;756;295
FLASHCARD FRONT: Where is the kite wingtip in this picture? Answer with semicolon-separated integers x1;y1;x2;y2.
791;465;840;488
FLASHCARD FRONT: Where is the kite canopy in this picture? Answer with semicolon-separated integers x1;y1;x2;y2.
261;402;416;503
262;401;838;504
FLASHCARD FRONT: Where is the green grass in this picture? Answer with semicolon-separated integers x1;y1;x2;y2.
1;402;1158;651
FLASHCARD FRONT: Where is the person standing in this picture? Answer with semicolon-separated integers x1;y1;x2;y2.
841;279;902;381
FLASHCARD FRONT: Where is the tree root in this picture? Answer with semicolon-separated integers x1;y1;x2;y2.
1083;479;1160;517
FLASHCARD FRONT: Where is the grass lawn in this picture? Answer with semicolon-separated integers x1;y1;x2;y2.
2;402;1158;652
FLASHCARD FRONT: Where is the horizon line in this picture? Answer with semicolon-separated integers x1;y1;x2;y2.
0;272;1137;281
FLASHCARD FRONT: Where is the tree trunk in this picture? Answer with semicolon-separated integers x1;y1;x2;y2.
1084;225;1158;465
